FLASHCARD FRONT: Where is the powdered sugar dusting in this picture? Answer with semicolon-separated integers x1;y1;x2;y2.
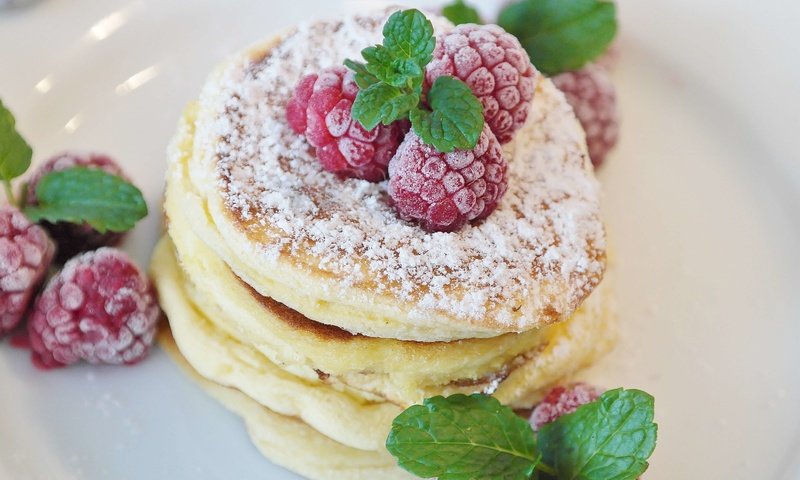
209;9;605;326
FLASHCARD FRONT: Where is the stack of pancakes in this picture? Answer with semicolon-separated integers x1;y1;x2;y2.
150;9;614;480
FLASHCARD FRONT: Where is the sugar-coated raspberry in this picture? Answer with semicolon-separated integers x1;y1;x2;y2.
426;24;538;144
0;205;55;337
529;383;603;431
388;125;507;232
286;66;407;182
551;64;619;167
26;152;128;262
27;248;160;369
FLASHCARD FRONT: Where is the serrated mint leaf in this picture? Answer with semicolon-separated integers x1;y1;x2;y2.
383;9;435;65
386;394;538;480
410;76;483;152
381;92;419;125
24;167;147;233
538;388;657;480
442;0;481;25
0;99;33;183
352;83;417;130
344;59;379;89
498;0;617;75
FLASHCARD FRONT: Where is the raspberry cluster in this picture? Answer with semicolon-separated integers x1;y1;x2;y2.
286;22;538;232
1;152;159;370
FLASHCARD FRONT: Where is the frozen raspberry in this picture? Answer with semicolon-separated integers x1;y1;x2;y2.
388;125;507;232
0;205;55;337
551;64;619;167
426;24;538;144
26;152;128;263
286;66;407;182
27;248;160;369
529;383;603;431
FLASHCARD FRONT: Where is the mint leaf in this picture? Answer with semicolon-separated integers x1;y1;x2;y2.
538;388;657;480
352;83;418;130
362;46;423;88
386;394;538;480
343;59;379;89
382;9;435;65
498;0;617;75
442;0;481;25
410;76;483;152
24;167;148;233
0;99;32;183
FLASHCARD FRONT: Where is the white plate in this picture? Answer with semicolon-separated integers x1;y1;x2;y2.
1;1;799;479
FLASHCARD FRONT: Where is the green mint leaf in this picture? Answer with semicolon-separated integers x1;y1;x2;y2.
386;394;538;480
410;76;484;152
498;0;617;75
383;9;435;66
538;388;657;480
352;83;417;130
362;46;423;87
24;167;148;233
0;99;33;183
442;0;481;25
343;59;379;89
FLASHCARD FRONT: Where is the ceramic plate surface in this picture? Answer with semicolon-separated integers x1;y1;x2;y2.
1;1;799;479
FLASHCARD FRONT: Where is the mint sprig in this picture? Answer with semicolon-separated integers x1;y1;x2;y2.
498;0;617;75
539;388;657;480
0;99;33;205
386;394;539;480
442;0;481;25
347;9;484;152
24;167;148;233
386;389;657;480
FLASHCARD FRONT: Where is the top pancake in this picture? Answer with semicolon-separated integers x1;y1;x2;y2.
180;8;606;341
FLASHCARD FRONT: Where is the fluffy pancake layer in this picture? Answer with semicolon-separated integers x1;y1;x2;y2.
178;8;607;341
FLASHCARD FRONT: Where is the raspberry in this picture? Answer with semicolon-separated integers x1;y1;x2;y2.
27;248;160;369
388;125;507;232
551;64;619;167
0;205;55;336
26;152;129;262
426;24;538;144
286;66;407;182
529;383;603;431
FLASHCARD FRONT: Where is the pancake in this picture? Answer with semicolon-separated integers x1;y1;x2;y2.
176;7;607;342
152;236;615;449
